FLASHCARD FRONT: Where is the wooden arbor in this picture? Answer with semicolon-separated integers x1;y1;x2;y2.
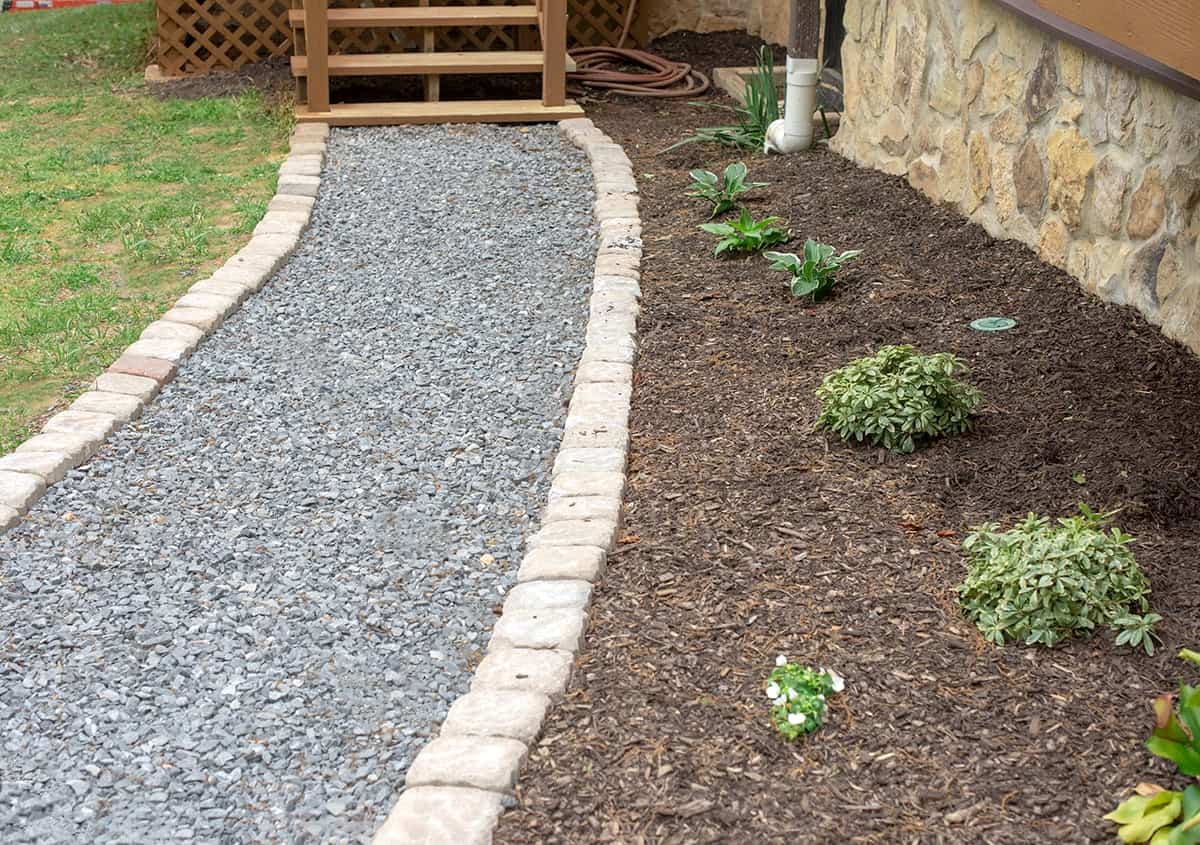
291;0;585;125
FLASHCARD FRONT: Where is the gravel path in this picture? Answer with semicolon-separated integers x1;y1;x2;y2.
0;124;594;844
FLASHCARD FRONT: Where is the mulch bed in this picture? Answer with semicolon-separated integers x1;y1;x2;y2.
494;31;1200;845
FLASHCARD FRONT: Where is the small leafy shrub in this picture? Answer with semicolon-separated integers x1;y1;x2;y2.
699;208;789;255
1105;650;1200;844
765;239;862;300
668;46;780;152
815;345;981;453
686;162;767;218
958;505;1159;651
765;655;845;741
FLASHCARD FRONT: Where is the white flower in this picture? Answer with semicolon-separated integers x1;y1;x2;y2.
775;654;787;667
818;694;825;701
787;688;798;700
822;667;846;693
765;683;780;699
774;695;786;706
787;712;806;725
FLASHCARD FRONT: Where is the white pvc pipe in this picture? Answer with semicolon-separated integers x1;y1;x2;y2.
764;56;820;154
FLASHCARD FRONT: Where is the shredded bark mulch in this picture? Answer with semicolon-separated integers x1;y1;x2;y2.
493;32;1200;845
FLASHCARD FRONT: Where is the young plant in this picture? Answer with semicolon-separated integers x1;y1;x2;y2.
765;655;845;741
958;504;1159;651
765;239;862;300
1105;650;1200;844
699;208;789;256
686;162;767;218
667;46;781;152
815;345;982;453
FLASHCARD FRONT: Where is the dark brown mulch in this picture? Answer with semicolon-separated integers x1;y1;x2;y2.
146;58;295;101
494;33;1200;845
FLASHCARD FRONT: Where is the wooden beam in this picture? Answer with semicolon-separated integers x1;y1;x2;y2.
304;0;329;113
542;0;566;106
789;0;822;58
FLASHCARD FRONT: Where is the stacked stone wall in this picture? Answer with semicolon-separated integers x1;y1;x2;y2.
636;0;789;46
832;0;1200;352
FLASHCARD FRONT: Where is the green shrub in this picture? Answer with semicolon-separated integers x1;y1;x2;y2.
686;162;767;218
815;345;981;453
699;208;789;255
765;240;861;300
666;46;780;152
958;505;1159;651
765;656;845;741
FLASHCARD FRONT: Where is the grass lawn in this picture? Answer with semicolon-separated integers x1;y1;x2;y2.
0;2;291;452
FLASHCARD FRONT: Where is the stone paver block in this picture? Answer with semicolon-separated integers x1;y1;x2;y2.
561;423;629;450
160;306;223;333
441;689;552;743
593;273;642;299
93;372;159;402
123;337;196;365
489;606;588;652
504;580;592;613
587;143;633;167
291;122;329;141
0;451;75;485
527;518;617;551
108;353;177;384
471;647;575;697
574;360;633;384
565;398;630;429
252;213;308;237
549;470;625;502
580;341;636;366
573;381;632;405
141;319;206;344
0;469;46;513
0;504;18;532
542;494;621;525
211;263;272;292
188;278;251;304
277;173;321;197
516;546;606;583
374;786;503;845
268;195;315;214
594;253;640;278
16;432;97;464
277;158;322;177
595;197;640;222
43;410;118;443
552;446;627;477
174;293;238;318
404;736;527;793
227;250;280;272
587;312;637;337
590;287;640;315
246;233;300;257
595;175;639;194
288;142;326;157
71;391;143;423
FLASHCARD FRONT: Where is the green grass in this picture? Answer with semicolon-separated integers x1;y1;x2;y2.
0;2;291;451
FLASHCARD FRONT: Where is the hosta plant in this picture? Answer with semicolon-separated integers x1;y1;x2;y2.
815;345;982;453
1105;650;1200;844
765;240;862;300
686;162;767;218
699;208;789;256
765;655;845;741
958;504;1159;651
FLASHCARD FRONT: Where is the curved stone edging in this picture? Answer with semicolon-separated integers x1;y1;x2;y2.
0;123;331;531
371;117;641;845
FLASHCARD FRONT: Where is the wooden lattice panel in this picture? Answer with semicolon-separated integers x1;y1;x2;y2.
157;0;630;76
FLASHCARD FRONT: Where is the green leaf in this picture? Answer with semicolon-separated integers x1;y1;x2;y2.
1105;791;1182;843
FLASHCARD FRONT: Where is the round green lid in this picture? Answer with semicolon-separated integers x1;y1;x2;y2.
970;316;1017;332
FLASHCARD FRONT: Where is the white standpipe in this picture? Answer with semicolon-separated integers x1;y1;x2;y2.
764;56;820;154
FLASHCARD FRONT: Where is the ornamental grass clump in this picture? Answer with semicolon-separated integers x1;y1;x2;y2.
958;505;1160;652
815;345;982;453
765;656;845;741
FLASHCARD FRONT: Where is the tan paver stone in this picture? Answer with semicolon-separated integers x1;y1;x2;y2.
516;546;606;583
252;213;308;237
542;494;621;524
288;142;326;157
572;381;633;405
440;689;551;743
565;398;630;429
574;360;632;384
0;470;46;513
187;279;251;304
404;736;527;793
373;786;503;845
489;607;588;652
160;307;223;333
552;446;626;476
0;452;75;485
527;518;617;550
268;195;315;214
123;337;196;365
470;647;574;697
560;423;629;450
548;470;625;502
503;580;592;613
108;354;177;384
173;293;237;318
141;320;206;344
291;123;329;141
71;391;143;423
0;504;18;532
43;410;118;443
16;432;97;464
211;263;272;292
276;173;321;197
93;372;158;402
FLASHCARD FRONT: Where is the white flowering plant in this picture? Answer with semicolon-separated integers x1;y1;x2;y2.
765;656;845;741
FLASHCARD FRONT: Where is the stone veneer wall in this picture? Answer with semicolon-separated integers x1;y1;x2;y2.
831;0;1200;352
636;0;789;46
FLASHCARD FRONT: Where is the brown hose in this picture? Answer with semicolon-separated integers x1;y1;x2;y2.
567;46;711;98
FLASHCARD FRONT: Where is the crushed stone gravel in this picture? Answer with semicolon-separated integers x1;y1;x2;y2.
0;123;594;844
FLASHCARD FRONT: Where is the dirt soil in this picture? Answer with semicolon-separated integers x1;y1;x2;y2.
493;31;1200;845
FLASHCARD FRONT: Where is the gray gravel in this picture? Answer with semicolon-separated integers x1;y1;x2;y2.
0;124;594;844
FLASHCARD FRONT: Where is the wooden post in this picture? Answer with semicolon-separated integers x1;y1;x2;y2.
305;0;330;113
541;0;566;106
790;0;822;58
421;0;440;102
